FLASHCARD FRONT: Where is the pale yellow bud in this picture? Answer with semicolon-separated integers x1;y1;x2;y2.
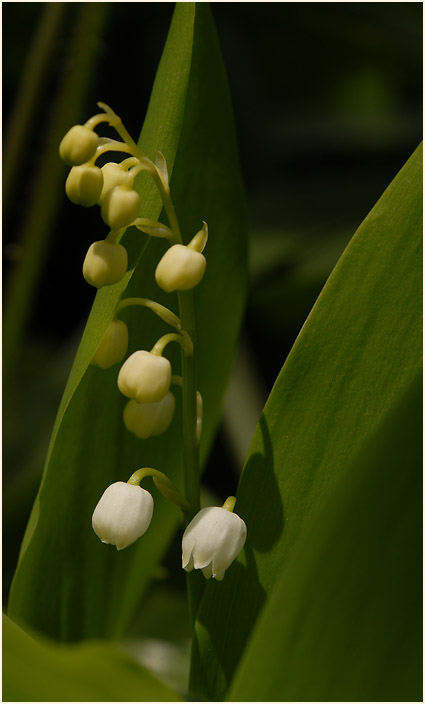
98;162;128;203
123;392;175;439
101;186;140;230
118;350;171;403
83;241;128;288
65;165;103;207
59;125;99;166
91;320;128;369
155;244;206;293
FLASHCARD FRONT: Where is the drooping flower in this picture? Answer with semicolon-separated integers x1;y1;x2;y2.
92;481;153;550
82;240;128;288
123;392;175;439
101;185;140;230
118;350;171;404
182;505;247;580
91;320;128;369
98;162;128;203
59;125;99;166
65;165;103;207
155;244;206;292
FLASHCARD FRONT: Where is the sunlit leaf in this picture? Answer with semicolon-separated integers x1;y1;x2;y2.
190;144;422;699
8;2;248;641
229;375;422;701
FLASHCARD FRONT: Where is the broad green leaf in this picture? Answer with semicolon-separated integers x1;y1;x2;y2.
190;144;422;699
8;2;248;641
229;375;422;701
3;614;181;702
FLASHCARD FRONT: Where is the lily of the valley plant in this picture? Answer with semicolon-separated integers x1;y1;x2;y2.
59;103;247;580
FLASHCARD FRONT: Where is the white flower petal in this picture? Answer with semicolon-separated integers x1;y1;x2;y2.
92;481;153;550
181;506;246;580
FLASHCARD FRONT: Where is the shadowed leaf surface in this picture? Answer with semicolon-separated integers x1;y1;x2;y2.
229;374;422;701
190;144;422;699
3;614;182;702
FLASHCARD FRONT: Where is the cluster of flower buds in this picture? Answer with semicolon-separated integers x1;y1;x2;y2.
92;472;246;580
61;104;246;582
59;110;143;290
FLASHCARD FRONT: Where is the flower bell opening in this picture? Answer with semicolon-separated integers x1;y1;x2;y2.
182;505;247;581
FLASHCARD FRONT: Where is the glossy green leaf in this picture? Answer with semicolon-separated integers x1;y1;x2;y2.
229;375;422;701
8;2;248;641
3;615;181;702
190;144;422;699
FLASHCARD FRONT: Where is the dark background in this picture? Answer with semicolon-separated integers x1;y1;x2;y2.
3;2;422;605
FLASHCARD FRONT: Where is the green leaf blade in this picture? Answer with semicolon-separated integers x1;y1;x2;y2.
3;615;182;702
229;374;422;702
190;145;422;699
8;2;248;643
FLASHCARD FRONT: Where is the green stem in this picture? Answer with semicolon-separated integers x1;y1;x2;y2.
107;106;204;622
127;467;190;513
97;102;147;159
88;140;133;164
116;297;182;330
150;332;193;358
178;289;200;521
222;496;237;512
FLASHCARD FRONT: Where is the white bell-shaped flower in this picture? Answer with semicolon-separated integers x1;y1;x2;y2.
101;185;140;230
83;240;128;288
59;125;99;166
66;165;103;207
98;162;128;203
91;320;128;369
123;392;175;439
118;350;171;403
92;481;153;550
155;244;206;293
182;506;247;581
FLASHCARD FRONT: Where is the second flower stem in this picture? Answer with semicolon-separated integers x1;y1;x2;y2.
178;288;200;523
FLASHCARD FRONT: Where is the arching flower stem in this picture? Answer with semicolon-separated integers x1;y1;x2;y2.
127;467;190;513
151;332;193;359
96;102;204;620
115;297;182;331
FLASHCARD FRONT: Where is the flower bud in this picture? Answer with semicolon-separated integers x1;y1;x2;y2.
92;481;153;550
101;185;140;230
118;350;171;403
91;320;128;369
123;392;175;439
182;506;247;580
155;244;206;293
83;240;128;288
59;125;99;166
65;165;103;207
98;162;128;203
